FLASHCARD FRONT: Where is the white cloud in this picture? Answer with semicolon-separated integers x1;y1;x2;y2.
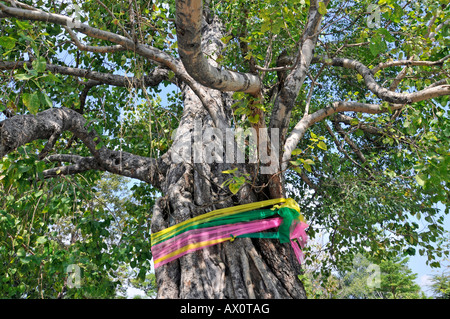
418;274;434;296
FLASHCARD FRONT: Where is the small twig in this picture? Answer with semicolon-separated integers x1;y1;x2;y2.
95;0;132;39
39;129;62;160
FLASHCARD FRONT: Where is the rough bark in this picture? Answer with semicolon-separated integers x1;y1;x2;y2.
0;107;169;187
175;0;261;95
150;15;307;299
151;82;307;299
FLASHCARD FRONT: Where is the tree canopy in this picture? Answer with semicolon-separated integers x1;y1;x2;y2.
0;0;449;299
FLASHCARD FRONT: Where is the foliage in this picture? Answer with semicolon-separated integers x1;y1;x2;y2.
0;150;156;298
0;0;449;298
429;271;450;299
303;252;424;299
428;234;450;299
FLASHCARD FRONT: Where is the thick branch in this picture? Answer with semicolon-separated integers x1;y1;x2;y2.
0;107;169;186
269;1;327;135
0;3;229;130
281;101;405;170
312;56;450;104
0;60;169;88
43;155;104;178
175;0;261;94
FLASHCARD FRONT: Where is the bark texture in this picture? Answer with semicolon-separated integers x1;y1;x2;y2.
150;16;307;299
151;84;307;299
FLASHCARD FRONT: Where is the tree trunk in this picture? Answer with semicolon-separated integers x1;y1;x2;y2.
150;17;307;299
150;84;307;299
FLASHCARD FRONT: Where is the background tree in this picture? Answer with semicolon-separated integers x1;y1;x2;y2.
377;256;422;299
303;252;425;299
428;234;450;299
429;270;450;299
1;0;449;299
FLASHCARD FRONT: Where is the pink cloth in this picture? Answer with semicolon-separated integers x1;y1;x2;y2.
152;217;308;268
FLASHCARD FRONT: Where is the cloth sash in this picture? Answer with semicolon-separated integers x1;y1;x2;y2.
150;198;308;269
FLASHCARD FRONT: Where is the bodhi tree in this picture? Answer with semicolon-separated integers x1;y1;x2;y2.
1;0;449;299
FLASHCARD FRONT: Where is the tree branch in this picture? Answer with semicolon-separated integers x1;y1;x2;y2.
334;113;383;135
64;26;126;53
43;155;104;178
0;2;229;130
281;101;405;171
0;60;170;88
332;120;367;163
312;56;450;104
175;0;261;95
325;122;373;177
0;107;169;187
269;1;327;136
371;55;450;75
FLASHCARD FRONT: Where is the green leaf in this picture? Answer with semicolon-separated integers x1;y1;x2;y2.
229;182;241;194
16;247;26;257
15;73;35;81
43;93;53;108
318;2;327;15
95;142;104;150
405;247;416;256
290;160;302;166
317;141;327;151
36;236;47;245
16;20;32;30
222;167;238;174
415;174;426;187
22;92;40;114
248;114;260;124
32;56;47;73
221;35;233;44
303;163;312;172
261;20;271;33
377;28;396;42
0;36;17;49
369;35;386;56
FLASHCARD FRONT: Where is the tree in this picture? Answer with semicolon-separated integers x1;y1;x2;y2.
429;271;450;299
428;234;450;299
1;0;449;299
377;256;422;299
303;253;424;299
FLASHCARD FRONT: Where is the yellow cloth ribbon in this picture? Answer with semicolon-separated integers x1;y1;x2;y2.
151;198;290;245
